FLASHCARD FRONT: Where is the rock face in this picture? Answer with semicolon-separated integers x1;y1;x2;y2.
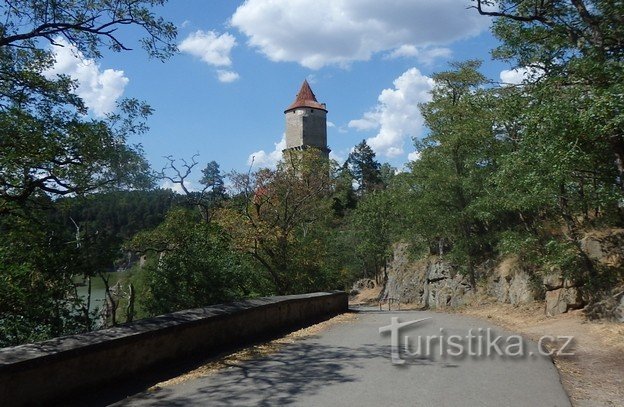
542;271;585;316
541;229;624;317
545;286;584;316
580;229;624;267
382;232;623;319
488;257;539;305
349;278;376;296
381;243;474;309
382;245;540;310
424;260;474;308
380;243;427;304
584;290;624;322
577;229;624;320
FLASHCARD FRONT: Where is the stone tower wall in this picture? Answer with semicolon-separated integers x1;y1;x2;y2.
285;108;327;151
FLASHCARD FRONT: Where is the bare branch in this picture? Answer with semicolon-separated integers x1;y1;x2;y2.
470;0;553;24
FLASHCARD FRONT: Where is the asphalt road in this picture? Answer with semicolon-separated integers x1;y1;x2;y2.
113;307;571;407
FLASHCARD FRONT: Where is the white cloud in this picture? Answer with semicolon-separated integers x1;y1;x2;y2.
179;30;240;82
329;149;346;164
417;47;453;65
45;38;128;117
349;68;434;158
230;0;487;69
161;179;196;194
386;45;452;65
407;151;421;161
327;121;336;128
179;30;237;66
348;114;379;131
388;44;419;58
499;66;544;85
248;135;287;169
217;70;240;83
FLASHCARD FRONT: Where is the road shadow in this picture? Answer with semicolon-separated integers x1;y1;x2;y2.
60;313;348;407
112;341;436;406
349;306;430;315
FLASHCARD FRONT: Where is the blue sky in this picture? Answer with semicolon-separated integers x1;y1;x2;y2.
47;0;523;189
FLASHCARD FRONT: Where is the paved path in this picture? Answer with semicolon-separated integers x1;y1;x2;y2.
114;308;571;407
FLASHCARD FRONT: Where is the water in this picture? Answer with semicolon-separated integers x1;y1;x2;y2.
73;270;133;312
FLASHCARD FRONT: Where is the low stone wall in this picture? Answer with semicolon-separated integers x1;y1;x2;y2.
0;291;348;406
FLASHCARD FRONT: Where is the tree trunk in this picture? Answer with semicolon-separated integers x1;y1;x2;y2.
85;275;92;331
99;272;117;326
467;258;477;293
126;283;135;323
608;136;624;194
559;183;597;279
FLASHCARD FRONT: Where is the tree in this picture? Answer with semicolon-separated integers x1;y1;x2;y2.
0;101;155;215
0;1;176;58
0;207;92;346
473;0;624;195
0;0;176;345
331;162;357;217
159;156;227;222
379;163;396;187
220;149;340;294
127;208;267;316
201;161;227;200
472;0;624;292
346;140;383;194
407;60;499;287
0;1;176;215
347;190;397;283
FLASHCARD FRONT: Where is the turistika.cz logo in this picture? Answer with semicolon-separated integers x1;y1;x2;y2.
379;317;574;365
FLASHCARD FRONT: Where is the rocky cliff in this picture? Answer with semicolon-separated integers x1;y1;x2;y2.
378;230;624;321
380;243;473;308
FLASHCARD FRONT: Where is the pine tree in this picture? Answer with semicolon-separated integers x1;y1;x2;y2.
347;140;382;195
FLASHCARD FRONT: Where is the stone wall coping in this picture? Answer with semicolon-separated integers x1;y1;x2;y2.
0;291;344;372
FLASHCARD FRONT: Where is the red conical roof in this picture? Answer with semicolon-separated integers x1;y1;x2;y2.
285;80;327;112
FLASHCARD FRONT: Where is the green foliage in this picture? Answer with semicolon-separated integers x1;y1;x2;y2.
398;61;499;284
480;0;624;200
200;161;227;199
0;214;87;347
0;1;177;215
221;149;342;294
346;140;383;194
0;101;155;215
6;0;624;345
0;1;177;60
53;189;177;266
331;162;358;217
345;190;397;280
469;1;624;290
0;189;177;345
0;0;176;345
129;208;269;316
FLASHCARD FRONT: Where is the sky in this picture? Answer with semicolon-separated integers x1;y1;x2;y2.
46;0;526;190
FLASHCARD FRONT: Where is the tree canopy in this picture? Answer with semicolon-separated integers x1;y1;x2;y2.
0;0;176;345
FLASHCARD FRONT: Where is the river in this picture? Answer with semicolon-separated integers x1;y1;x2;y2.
73;270;134;312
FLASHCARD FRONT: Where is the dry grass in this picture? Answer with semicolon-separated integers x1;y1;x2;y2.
349;286;382;305
148;312;358;390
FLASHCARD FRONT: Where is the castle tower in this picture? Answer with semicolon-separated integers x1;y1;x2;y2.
283;80;330;158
